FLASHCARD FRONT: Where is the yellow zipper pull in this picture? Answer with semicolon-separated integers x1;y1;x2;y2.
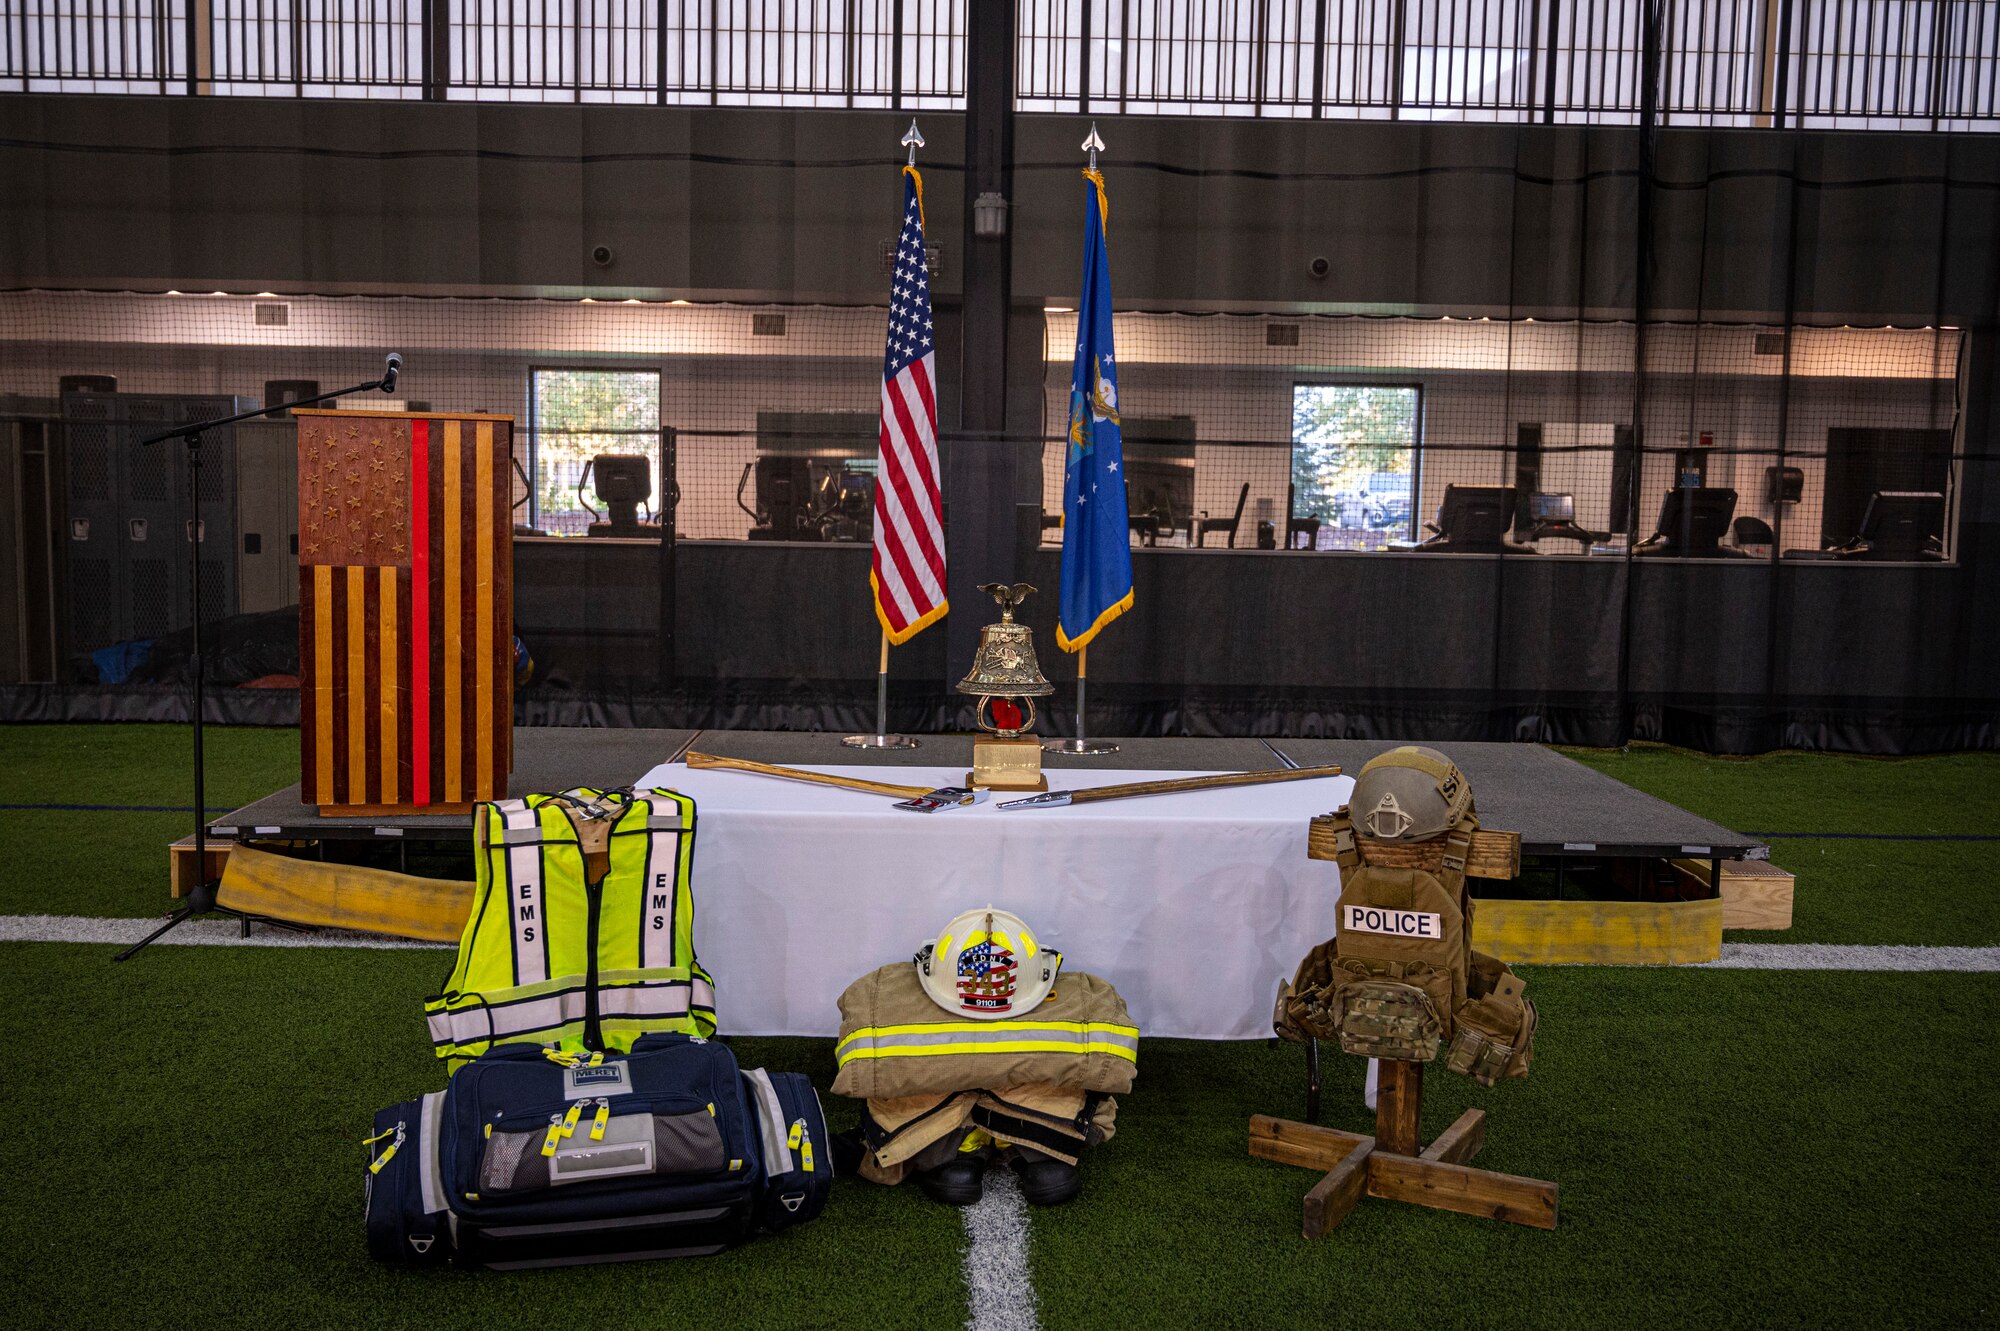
590;1099;611;1141
367;1123;405;1175
560;1100;584;1138
791;1117;814;1171
540;1114;566;1158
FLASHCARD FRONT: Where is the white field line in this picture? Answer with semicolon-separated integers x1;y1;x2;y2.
962;1167;1041;1331
1698;942;2000;971
0;914;449;949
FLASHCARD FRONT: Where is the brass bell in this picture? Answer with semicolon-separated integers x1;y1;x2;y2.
957;583;1054;791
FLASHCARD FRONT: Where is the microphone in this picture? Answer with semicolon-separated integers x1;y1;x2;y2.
382;352;402;393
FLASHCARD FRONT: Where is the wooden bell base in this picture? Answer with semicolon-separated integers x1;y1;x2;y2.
964;771;1048;793
1249;1059;1557;1238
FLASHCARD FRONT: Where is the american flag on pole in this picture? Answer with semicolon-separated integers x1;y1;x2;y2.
870;167;948;644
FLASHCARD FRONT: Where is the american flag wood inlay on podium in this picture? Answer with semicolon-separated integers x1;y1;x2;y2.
295;408;514;813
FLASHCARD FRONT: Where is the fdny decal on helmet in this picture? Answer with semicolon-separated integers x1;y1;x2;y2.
956;939;1018;1013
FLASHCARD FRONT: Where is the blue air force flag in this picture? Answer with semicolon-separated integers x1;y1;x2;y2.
1056;169;1134;652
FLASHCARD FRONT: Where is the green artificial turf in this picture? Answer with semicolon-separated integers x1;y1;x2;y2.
1561;743;2000;947
1728;836;2000;946
0;943;967;1331
1;946;1995;1330
0;723;300;810
0;725;299;918
1559;744;2000;837
3;727;1998;1329
1034;967;2000;1330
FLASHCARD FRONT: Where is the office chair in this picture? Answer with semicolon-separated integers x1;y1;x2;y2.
1194;483;1250;548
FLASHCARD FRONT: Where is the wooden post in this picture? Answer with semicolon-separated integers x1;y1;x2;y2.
1375;1059;1422;1157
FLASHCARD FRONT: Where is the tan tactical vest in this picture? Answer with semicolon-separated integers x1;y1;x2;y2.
1278;800;1537;1084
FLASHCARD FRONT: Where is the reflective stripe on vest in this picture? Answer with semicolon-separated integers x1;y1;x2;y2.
834;1020;1140;1067
425;971;718;1052
424;788;713;1063
500;798;549;986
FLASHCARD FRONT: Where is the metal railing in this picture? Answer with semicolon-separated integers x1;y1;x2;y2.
4;0;1995;127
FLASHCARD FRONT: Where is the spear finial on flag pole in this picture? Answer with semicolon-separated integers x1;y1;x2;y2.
1082;123;1105;170
902;119;925;166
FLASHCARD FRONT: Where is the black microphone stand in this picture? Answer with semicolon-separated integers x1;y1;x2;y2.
115;364;402;962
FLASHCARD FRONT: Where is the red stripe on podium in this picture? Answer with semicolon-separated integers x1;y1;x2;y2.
410;418;432;806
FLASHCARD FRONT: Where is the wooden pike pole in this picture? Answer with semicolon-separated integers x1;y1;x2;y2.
685;751;937;800
998;763;1343;809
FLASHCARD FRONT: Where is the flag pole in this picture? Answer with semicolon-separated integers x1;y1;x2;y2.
1046;121;1121;757
843;121;931;752
842;630;917;749
1046;644;1119;755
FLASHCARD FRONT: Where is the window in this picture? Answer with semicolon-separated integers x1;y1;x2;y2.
528;369;662;537
1290;386;1421;549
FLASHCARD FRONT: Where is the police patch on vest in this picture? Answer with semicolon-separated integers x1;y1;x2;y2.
1341;904;1444;939
563;1062;633;1098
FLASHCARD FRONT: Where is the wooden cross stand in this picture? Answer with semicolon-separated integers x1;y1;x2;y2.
1249;1058;1557;1238
1254;804;1556;1235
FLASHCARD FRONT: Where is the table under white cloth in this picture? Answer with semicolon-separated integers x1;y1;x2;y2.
633;760;1355;1040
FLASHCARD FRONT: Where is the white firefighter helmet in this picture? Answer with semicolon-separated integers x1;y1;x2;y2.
915;906;1061;1020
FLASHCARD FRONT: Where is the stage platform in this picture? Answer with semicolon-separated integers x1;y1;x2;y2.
208;728;1764;864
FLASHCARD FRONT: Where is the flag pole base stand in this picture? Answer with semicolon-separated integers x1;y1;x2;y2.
1043;738;1120;755
1249;1060;1557;1239
840;734;920;750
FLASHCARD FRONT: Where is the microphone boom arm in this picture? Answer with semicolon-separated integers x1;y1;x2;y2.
140;367;400;447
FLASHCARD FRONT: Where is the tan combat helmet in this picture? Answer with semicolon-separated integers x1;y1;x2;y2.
1346;746;1473;841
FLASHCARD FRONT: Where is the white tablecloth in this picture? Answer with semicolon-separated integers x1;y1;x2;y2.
633;760;1354;1040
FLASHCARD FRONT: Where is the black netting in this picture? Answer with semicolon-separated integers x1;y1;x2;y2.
1;45;1995;751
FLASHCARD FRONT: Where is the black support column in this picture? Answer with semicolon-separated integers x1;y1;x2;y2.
949;0;1020;691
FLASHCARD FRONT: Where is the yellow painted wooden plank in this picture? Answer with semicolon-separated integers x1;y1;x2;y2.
313;564;333;802
216;845;473;943
379;564;398;806
475;421;493;799
1471;897;1723;966
346;565;367;805
443;421;462;804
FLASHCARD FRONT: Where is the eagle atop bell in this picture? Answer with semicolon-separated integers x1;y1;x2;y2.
957;583;1054;791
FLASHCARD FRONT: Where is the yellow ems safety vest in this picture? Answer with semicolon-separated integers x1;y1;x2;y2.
423;789;715;1065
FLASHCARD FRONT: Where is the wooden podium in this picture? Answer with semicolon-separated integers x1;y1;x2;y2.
296;409;514;814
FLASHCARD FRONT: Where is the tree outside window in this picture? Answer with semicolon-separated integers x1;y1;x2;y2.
1291;385;1419;549
530;369;662;536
